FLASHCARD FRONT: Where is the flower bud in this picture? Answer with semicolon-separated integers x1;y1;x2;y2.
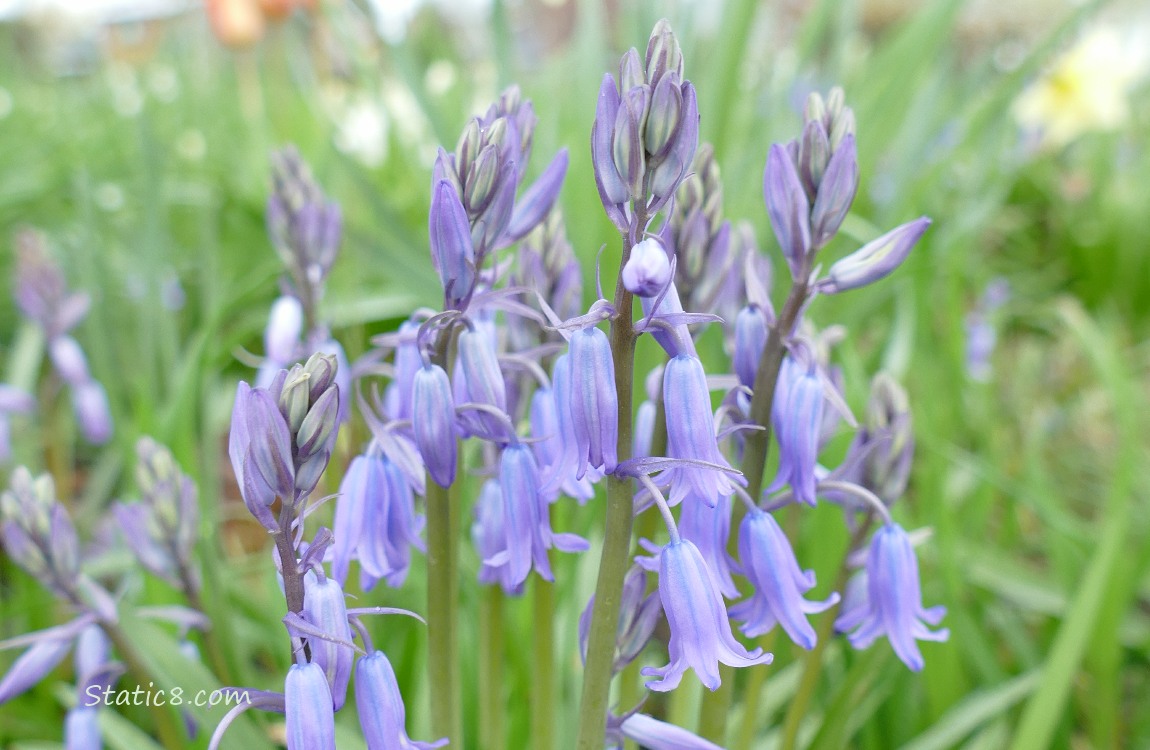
429;180;476;310
265;295;303;364
804;91;827;131
454;119;482;177
798;119;830;198
818;217;930;294
763;144;812;281
733;306;768;388
302;352;338;401
464;144;501;215
622;237;672;297
49;336;90;386
619;48;645;93
613;86;651;201
645;73;683;159
645;19;684;87
809;134;859;250
72;380;113;445
296;386;339;461
453;326;507;439
355;650;447;750
279;366;311;434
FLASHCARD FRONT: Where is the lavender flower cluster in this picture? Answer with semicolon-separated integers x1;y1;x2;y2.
0;18;949;750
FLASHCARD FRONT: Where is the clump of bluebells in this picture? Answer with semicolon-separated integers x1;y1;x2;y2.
0;18;948;750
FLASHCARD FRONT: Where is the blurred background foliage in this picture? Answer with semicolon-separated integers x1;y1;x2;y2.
1;0;1149;748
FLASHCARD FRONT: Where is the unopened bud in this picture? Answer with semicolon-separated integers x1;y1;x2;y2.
645;73;683;158
296;386;339;460
622;237;672;297
819;217;930;294
804;91;827;129
279;366;311;434
465;144;501;214
455;119;482;176
303;352;338;402
619;48;645;92
645;19;684;87
799;119;830;197
613;86;651;200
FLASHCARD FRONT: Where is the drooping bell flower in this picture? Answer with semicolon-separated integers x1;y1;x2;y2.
284;661;336;750
568;327;618;478
530;385;594;504
497;443;588;588
660;354;741;507
355;650;447;750
639;538;771;691
360;452;425;590
606;711;724;750
729;508;839;649
301;570;354;710
766;349;824;507
677;491;737;599
834;523;948;671
411;363;457;487
452;325;507;439
471;479;522;595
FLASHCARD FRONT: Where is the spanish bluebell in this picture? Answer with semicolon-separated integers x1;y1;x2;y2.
569;327;618;478
411;363;457;488
766;348;825;507
356;650;448;750
284;661;336;750
730;508;839;649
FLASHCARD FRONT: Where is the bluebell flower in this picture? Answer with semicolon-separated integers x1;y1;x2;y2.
530;385;594;504
766;350;824;507
356;650;447;750
284;661;336;750
496;443;588;587
568;327;618;478
640;538;771;691
64;707;100;750
452;325;507;439
660;355;741;507
411;363;457;488
729;508;839;649
472;479;523;595
623;237;672;297
607;711;724;750
733;306;768;389
834;523;948;671
301;570;354;710
677;491;738;599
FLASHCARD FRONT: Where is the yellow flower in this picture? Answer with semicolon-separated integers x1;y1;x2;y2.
1013;26;1148;149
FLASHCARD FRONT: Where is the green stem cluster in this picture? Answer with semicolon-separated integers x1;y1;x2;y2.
426;476;462;745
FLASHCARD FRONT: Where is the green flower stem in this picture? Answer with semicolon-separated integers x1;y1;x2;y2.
780;516;874;750
733;630;779;750
575;206;645;750
617;397;667;728
698;278;809;743
479;585;505;750
532;574;556;750
426;473;462;746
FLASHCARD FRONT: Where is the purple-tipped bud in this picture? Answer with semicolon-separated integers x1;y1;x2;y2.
569;327;619;478
817;218;930;294
412;364;457;488
641;539;771;691
798;119;831;199
661;355;740;507
764;144;812;280
613;85;651;201
284;662;336;750
644;19;684;86
265;295;304;364
72;380;113;444
809;134;858;249
356;650;447;750
592;74;630;225
0;633;73;704
301;570;354;710
622;237;672;297
617;713;724;750
504;149;569;244
646;72;684;159
733;306;768;388
429;180;477;309
835;523;948;671
839;374;914;506
244;388;296;500
730;509;839;649
49;336;91;386
650;82;698;203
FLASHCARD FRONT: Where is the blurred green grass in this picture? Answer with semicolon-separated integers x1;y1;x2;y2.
1;0;1149;748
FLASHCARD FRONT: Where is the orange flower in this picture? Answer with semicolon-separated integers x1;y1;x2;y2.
205;0;265;49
